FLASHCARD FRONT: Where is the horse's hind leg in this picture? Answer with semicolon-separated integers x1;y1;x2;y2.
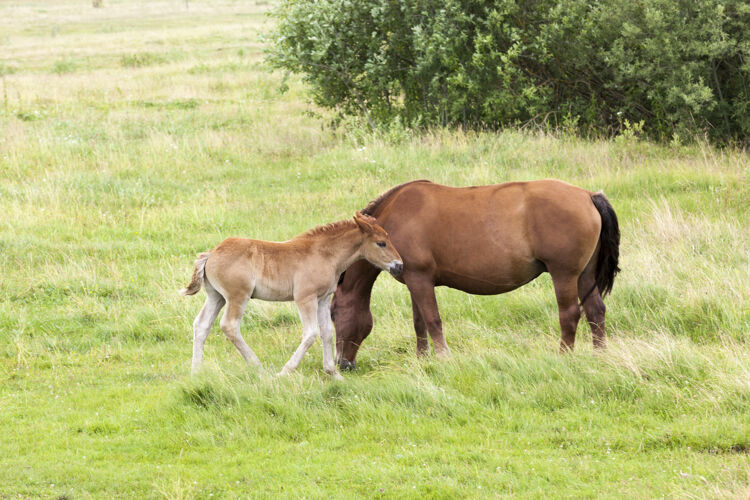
220;297;262;369
550;271;582;352
578;268;606;349
191;283;226;374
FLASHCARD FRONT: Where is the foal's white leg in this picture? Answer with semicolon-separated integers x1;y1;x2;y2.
318;295;344;380
220;297;263;370
278;295;319;376
191;289;225;375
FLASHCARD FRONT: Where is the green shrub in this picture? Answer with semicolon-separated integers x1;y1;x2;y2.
266;0;750;143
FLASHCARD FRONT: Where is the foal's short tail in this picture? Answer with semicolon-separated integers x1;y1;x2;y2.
179;252;210;296
591;192;620;297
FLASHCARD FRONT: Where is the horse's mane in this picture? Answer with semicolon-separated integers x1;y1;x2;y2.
298;180;431;241
361;179;432;216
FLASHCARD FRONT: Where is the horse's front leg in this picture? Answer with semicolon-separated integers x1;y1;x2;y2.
404;272;450;357
318;295;344;380
410;297;430;357
278;295;319;376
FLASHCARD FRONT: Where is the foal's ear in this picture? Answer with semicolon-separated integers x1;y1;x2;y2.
353;211;375;233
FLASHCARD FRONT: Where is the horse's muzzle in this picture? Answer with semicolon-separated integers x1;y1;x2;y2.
339;359;356;371
388;261;403;276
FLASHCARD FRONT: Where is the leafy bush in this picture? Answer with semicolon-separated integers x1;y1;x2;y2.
266;0;750;143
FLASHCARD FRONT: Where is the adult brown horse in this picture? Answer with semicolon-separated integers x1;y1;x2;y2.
331;179;620;370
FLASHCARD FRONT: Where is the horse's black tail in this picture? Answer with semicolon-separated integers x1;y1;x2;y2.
591;192;620;298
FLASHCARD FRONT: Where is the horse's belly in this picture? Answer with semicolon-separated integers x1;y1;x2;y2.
397;244;544;295
435;266;544;295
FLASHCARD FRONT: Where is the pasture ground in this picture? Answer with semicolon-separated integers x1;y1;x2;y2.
1;1;748;498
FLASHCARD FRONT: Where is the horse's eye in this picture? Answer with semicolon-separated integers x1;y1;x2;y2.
376;241;386;248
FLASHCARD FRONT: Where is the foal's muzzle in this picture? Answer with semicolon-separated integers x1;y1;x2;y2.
388;260;403;276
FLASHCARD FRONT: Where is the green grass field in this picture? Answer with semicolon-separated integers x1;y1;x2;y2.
1;1;749;498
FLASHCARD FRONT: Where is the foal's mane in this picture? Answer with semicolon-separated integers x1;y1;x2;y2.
361;179;432;216
299;219;357;238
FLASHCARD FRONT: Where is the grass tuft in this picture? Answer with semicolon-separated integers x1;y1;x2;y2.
120;52;167;68
51;58;77;74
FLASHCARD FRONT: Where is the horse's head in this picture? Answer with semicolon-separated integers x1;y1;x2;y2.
354;212;403;276
330;272;370;371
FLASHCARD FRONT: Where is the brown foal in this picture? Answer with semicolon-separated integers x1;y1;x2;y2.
181;212;403;379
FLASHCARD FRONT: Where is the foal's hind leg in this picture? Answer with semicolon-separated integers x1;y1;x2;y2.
578;268;607;349
220;297;262;369
550;271;582;352
191;284;226;374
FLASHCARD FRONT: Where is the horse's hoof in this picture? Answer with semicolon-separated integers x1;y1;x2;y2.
330;371;345;381
435;349;452;359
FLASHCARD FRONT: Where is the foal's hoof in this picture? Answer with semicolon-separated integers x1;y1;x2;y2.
330;371;345;381
339;359;356;371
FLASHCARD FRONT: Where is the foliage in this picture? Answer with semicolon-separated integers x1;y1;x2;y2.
266;0;750;143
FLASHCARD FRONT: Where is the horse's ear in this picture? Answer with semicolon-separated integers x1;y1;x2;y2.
354;211;373;233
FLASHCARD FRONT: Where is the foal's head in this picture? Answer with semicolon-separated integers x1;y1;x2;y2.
354;212;403;276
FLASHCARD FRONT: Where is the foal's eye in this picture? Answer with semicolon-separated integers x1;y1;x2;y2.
376;241;386;248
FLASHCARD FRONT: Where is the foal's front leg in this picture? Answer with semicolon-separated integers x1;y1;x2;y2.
318;295;344;380
278;295;320;376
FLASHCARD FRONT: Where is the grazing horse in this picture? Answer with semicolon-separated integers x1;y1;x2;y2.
331;179;620;370
181;212;403;379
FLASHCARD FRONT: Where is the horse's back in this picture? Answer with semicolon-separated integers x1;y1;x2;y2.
375;179;601;292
